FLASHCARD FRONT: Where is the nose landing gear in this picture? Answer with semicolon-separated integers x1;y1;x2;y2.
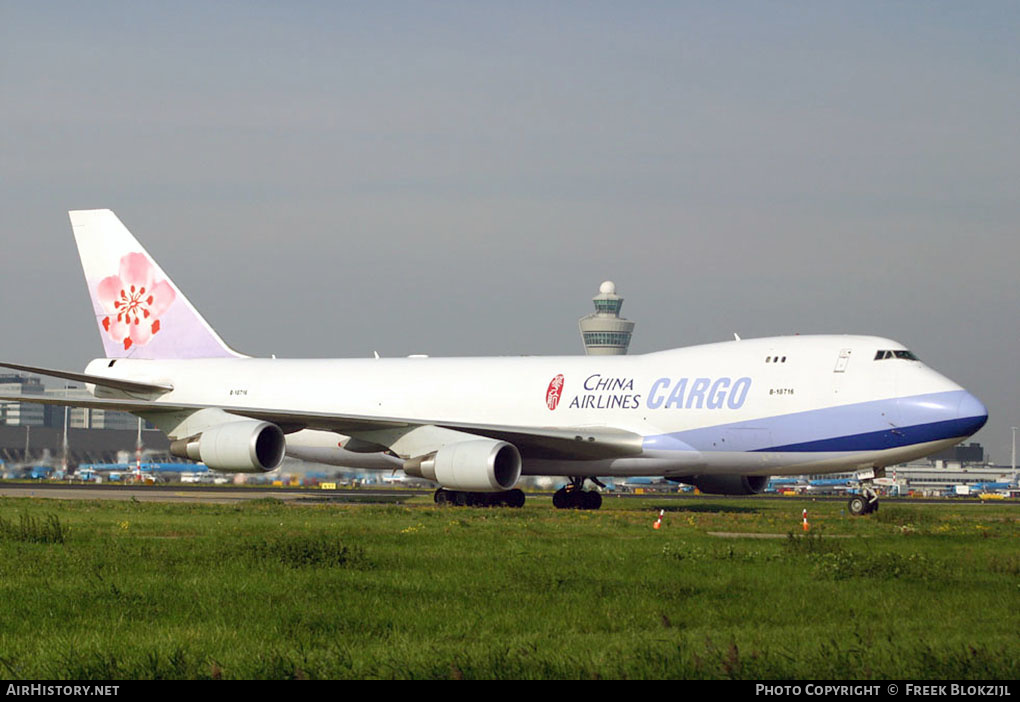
848;468;882;516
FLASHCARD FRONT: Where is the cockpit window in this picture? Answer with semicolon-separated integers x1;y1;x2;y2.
874;349;919;361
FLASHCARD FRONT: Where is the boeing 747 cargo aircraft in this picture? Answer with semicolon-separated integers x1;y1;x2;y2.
0;210;988;513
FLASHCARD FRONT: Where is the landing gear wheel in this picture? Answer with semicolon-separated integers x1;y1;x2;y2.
552;479;603;510
848;495;868;516
552;488;570;509
847;469;885;516
505;489;526;508
435;488;526;508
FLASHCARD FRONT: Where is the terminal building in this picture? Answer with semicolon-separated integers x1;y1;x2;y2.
70;407;139;431
578;281;635;355
0;375;47;427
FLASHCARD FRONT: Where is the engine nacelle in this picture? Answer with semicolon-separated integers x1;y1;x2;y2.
404;439;522;492
680;474;769;495
169;420;286;473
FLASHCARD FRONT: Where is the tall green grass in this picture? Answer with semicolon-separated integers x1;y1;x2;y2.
0;512;68;544
0;495;1015;679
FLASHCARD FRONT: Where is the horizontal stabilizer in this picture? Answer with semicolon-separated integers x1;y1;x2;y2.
0;362;173;395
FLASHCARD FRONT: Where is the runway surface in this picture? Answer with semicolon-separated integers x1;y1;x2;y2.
0;480;1010;507
0;481;424;504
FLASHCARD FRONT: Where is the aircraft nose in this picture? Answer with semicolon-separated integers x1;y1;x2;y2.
897;390;987;443
955;391;988;437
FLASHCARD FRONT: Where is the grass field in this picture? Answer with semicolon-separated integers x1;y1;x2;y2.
0;493;1016;680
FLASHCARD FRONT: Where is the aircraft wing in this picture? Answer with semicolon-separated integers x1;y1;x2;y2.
0;362;173;395
236;406;643;460
0;392;643;461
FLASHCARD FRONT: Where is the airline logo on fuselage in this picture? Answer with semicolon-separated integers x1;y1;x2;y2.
546;374;565;410
549;374;752;411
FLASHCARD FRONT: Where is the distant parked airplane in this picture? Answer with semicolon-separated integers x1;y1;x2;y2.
76;461;207;481
0;210;988;514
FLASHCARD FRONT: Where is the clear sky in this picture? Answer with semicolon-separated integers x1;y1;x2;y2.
1;1;1017;462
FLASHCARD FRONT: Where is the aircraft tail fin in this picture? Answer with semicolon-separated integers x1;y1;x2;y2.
69;209;244;360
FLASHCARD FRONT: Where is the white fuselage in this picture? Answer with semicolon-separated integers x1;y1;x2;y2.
83;334;987;480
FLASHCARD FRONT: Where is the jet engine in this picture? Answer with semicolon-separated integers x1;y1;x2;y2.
404;439;522;492
679;474;769;495
169;420;286;473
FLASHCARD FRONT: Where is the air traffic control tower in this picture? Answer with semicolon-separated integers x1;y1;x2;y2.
578;281;635;355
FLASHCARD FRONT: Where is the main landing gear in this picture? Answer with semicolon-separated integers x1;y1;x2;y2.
433;488;526;508
848;468;882;516
552;477;603;510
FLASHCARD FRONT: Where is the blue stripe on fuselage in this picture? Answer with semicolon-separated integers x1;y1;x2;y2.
753;416;986;452
642;390;986;453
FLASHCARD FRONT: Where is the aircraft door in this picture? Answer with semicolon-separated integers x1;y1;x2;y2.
834;348;852;373
831;347;853;398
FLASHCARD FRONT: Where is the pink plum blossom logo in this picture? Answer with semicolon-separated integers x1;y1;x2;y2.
96;253;176;350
